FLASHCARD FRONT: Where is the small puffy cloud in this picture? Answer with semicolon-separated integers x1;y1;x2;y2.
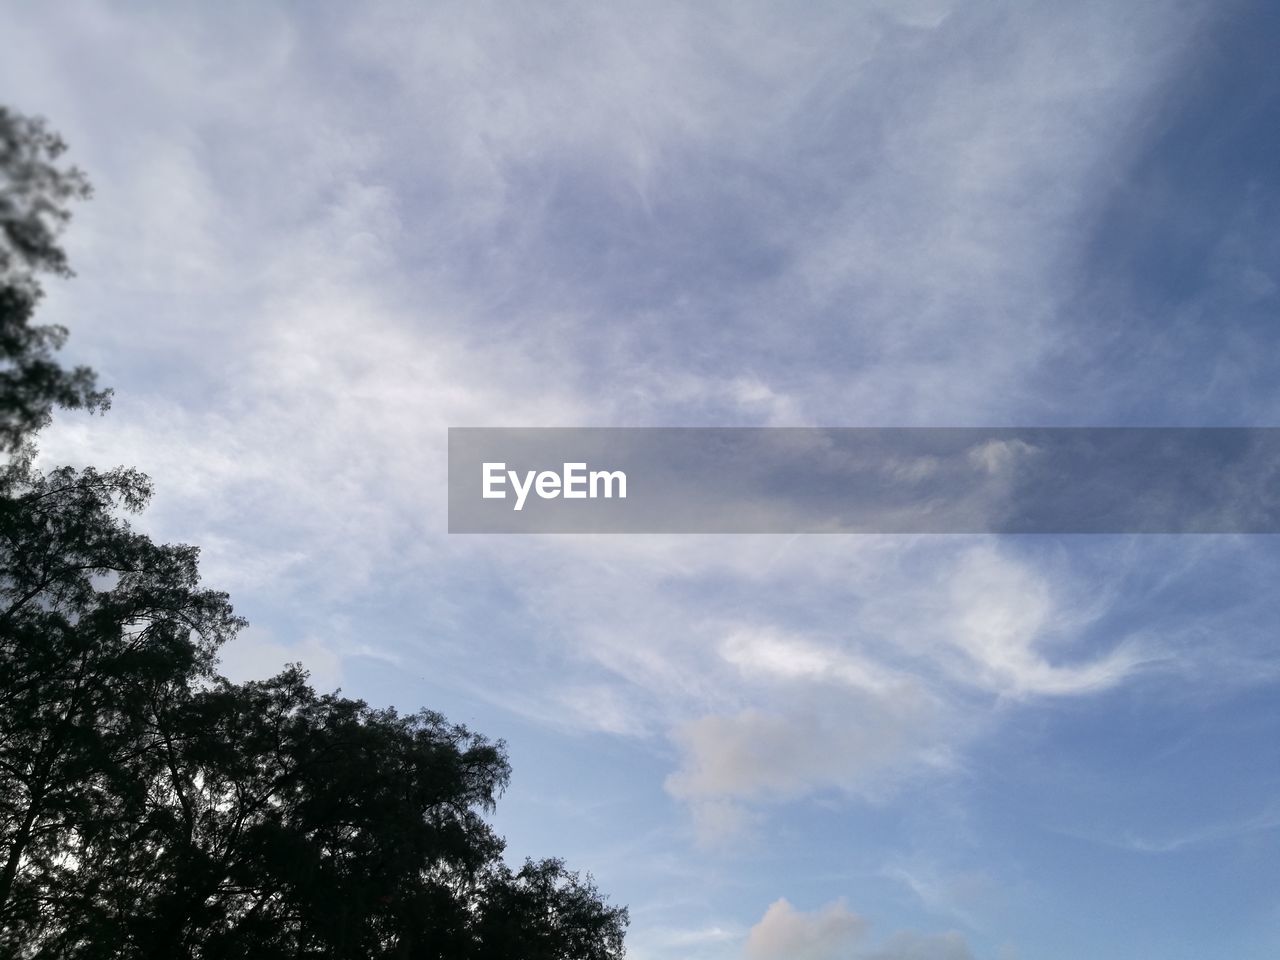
744;899;866;960
665;695;944;806
743;899;973;960
665;633;951;821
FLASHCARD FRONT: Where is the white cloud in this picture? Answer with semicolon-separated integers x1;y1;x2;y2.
657;923;742;949
666;696;945;804
490;537;1140;840
745;899;866;960
217;627;346;693
0;6;1245;951
940;545;1147;698
719;629;912;695
743;899;973;960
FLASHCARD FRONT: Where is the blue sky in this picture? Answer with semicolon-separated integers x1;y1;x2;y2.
4;1;1280;956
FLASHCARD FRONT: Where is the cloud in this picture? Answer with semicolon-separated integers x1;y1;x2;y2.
646;541;1142;838
940;545;1147;698
652;922;743;949
1057;802;1280;855
744;899;973;960
666;697;944;804
745;899;866;960
217;628;346;693
883;860;997;931
719;629;918;694
2;6;1262;952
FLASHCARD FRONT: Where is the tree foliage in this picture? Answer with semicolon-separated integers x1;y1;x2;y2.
0;455;241;954
0;107;109;452
0;107;627;958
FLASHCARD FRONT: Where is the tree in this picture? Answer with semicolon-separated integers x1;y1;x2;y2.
77;669;626;959
0;107;109;452
0;454;242;955
0;106;627;958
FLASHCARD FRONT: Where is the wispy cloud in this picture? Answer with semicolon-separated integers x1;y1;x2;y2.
4;1;1274;956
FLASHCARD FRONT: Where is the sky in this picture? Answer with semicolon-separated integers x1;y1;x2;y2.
3;1;1280;956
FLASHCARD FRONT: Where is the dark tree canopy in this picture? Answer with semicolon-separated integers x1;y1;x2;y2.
0;107;109;452
0;455;243;954
0;106;627;958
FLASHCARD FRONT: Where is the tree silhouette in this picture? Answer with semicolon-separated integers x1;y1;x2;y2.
0;106;627;959
0;107;109;452
0;455;241;954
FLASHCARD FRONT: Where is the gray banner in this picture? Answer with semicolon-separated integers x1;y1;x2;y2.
447;428;1280;533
